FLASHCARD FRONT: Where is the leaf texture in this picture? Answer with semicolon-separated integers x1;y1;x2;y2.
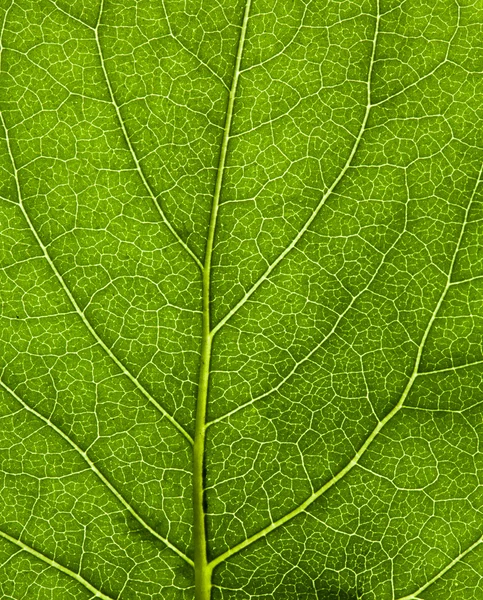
0;0;483;598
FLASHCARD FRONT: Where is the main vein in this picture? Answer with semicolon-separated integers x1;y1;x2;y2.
193;1;252;597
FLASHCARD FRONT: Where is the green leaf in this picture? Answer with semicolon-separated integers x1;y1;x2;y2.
1;0;482;598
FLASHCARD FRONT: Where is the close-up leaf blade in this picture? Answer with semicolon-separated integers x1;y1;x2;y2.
0;0;482;598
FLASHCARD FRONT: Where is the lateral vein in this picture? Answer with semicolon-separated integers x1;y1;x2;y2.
206;184;408;428
0;528;115;600
0;111;194;446
396;533;483;600
210;2;380;339
94;0;203;271
0;377;193;567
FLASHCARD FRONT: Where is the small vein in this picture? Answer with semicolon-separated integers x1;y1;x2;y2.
0;377;194;567
45;0;95;30
418;358;483;377
94;0;203;271
7;47;111;105
0;111;194;446
159;0;229;91
0;528;115;600
396;533;483;600
239;1;310;74
372;0;461;108
48;0;228;92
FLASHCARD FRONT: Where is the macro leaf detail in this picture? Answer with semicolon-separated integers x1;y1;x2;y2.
0;0;483;598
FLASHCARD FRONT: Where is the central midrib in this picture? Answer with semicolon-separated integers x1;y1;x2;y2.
192;1;253;599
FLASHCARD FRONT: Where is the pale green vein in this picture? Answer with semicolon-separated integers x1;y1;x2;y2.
396;533;483;600
372;0;461;108
0;377;193;568
94;0;203;271
209;76;483;579
405;399;483;413
46;0;95;31
206;193;408;428
450;273;483;286
193;0;253;598
210;4;380;339
208;0;386;425
0;0;14;72
0;193;17;205
239;1;309;74
0;111;194;446
418;357;483;376
8;47;111;105
0;529;115;600
159;0;229;90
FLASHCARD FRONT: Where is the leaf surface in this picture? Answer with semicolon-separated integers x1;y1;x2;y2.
0;0;483;598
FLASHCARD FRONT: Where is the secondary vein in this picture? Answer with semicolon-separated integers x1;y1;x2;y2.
0;111;193;445
206;185;408;428
0;377;193;567
0;529;115;600
94;0;203;271
395;533;483;600
209;27;377;338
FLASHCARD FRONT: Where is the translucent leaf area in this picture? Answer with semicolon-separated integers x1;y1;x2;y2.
0;0;482;598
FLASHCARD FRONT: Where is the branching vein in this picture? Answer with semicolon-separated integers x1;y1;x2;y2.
0;377;193;567
193;0;253;597
0;529;116;600
210;5;380;338
0;111;194;446
94;0;203;271
208;11;482;569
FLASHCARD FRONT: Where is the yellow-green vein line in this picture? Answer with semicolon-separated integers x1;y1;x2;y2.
0;111;193;446
0;377;193;567
94;0;203;271
396;534;483;600
210;2;380;339
193;1;252;598
206;188;408;428
0;529;115;600
209;161;482;569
